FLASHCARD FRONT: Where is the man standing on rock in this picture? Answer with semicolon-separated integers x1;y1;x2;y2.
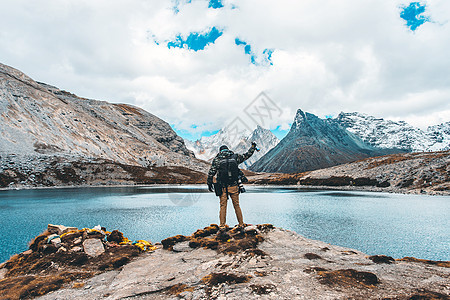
207;143;257;230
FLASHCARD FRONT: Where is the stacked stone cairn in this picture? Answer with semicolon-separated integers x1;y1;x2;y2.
32;224;157;256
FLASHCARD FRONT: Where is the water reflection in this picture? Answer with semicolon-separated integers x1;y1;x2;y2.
320;191;388;198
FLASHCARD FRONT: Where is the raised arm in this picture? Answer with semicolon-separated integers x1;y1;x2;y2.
235;142;257;164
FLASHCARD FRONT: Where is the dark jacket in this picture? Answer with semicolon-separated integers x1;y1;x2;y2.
207;146;256;187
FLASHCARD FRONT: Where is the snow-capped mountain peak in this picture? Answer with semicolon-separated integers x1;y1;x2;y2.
185;125;280;168
333;112;449;152
426;121;450;151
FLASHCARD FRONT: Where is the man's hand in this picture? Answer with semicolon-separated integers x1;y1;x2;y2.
207;177;214;192
251;142;259;151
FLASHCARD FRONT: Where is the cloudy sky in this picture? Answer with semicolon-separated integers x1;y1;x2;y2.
1;0;449;140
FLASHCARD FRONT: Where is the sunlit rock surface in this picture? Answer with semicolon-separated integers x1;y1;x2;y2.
1;225;444;300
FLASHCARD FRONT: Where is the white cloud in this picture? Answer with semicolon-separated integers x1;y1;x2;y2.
1;0;449;137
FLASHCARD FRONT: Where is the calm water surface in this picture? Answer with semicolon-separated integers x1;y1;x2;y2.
0;186;449;262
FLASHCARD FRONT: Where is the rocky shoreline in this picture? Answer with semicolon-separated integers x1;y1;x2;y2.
1;182;448;197
2;150;448;196
0;154;207;190
0;224;449;299
248;150;450;196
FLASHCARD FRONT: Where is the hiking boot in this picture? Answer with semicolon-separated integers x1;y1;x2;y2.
227;225;244;235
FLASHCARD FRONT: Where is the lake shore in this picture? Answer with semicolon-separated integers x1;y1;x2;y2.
1;182;449;196
2;150;449;196
1;224;449;299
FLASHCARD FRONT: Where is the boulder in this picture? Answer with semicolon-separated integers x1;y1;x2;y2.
50;238;62;247
56;247;67;253
71;246;83;252
83;239;105;257
83;230;105;240
107;230;124;244
48;224;78;235
172;241;192;252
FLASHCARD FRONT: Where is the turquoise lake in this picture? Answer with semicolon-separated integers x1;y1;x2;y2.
0;186;449;263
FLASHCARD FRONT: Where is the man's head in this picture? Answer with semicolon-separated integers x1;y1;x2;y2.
219;145;229;152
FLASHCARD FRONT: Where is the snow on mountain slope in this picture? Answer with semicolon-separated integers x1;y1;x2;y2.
427;122;450;151
233;125;281;169
334;112;449;152
185;125;279;168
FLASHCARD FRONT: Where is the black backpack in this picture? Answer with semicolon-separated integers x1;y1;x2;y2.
217;154;239;186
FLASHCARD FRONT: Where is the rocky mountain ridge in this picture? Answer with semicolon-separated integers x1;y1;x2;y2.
185;125;279;169
0;63;209;188
250;109;401;174
334;112;450;152
0;63;201;168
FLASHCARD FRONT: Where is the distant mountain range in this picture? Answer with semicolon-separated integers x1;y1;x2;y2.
250;109;402;173
250;110;449;174
185;125;279;169
187;110;449;173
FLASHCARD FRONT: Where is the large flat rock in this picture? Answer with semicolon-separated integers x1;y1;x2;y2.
37;227;450;300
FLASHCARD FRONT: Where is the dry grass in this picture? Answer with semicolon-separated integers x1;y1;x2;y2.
248;173;305;185
304;253;322;260
3;244;141;279
113;103;143;116
119;164;207;184
166;283;195;295
368;255;395;264
397;257;450;268
0;227;149;299
1;157;208;188
202;272;251;286
161;224;271;256
0;272;92;300
366;154;410;169
161;235;189;250
249;283;276;295
317;269;379;288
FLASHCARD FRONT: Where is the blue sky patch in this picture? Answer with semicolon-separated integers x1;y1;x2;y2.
400;2;430;31
263;49;274;66
235;38;273;66
174;124;288;142
172;0;192;14
173;0;222;13
234;38;246;47
270;125;290;140
208;0;224;9
174;126;220;141
235;38;256;64
172;0;180;14
168;27;223;51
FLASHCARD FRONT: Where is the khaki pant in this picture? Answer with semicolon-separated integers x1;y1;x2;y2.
219;185;244;227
